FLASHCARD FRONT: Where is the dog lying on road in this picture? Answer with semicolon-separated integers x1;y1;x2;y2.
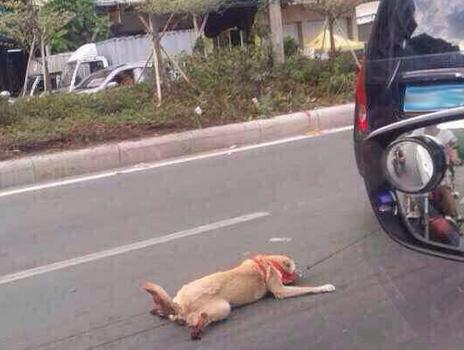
143;254;335;339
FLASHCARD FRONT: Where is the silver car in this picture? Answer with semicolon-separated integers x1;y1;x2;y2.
74;62;153;94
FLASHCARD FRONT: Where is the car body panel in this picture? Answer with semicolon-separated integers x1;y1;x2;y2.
354;0;464;259
75;62;153;94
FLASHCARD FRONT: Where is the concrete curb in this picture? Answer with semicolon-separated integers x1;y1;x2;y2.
0;103;354;190
310;104;355;131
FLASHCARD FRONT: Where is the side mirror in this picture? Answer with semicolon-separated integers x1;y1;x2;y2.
382;136;447;194
381;132;464;251
362;114;464;257
107;81;119;89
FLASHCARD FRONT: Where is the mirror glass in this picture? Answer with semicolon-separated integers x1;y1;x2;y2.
385;140;434;193
393;122;464;250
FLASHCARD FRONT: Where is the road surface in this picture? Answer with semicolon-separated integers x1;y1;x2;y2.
1;130;464;350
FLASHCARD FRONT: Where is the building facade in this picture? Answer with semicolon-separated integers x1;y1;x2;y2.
0;36;26;95
95;0;361;47
282;4;359;48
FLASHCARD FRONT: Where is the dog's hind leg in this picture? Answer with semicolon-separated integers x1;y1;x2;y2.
143;282;180;318
189;299;231;340
189;312;208;340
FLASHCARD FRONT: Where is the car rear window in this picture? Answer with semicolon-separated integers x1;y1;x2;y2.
368;0;464;60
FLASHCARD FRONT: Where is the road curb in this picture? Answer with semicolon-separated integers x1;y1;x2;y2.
0;103;354;190
310;104;355;132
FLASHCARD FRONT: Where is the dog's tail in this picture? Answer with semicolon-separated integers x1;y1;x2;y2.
143;281;180;317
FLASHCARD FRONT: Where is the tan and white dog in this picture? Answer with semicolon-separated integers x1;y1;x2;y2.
143;254;335;339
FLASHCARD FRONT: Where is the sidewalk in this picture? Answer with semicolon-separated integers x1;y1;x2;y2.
0;103;354;191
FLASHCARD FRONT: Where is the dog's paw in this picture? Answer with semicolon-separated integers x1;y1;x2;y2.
190;327;203;340
320;284;336;293
150;308;167;318
149;308;159;316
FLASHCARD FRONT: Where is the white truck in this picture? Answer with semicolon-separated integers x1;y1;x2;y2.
58;30;196;92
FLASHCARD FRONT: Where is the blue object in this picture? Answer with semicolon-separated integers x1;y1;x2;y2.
404;83;464;112
375;191;396;213
376;191;395;205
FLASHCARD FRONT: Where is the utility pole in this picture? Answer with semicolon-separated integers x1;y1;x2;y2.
268;0;284;65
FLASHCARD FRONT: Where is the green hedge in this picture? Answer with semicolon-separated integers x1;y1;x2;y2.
0;48;355;159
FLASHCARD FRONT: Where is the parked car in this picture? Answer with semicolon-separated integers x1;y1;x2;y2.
354;0;464;259
0;73;61;103
74;62;153;94
25;73;61;97
59;31;195;92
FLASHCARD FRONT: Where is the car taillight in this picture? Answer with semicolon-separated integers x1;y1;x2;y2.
355;59;368;133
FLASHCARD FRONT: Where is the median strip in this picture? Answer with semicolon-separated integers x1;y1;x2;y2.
0;104;354;191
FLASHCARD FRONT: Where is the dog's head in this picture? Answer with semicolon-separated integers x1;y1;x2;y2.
257;255;298;285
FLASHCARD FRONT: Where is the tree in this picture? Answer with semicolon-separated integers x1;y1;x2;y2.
0;1;36;51
142;0;227;15
46;0;110;53
37;4;74;90
269;0;284;64
0;0;72;94
138;0;229;104
297;0;369;57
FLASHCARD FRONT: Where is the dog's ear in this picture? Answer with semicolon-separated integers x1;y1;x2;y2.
281;259;292;271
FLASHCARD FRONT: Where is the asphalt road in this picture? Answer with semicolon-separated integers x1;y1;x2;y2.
2;130;464;350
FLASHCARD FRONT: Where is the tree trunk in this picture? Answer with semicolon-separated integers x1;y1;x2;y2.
268;0;284;65
192;14;209;56
40;35;51;93
149;15;162;105
22;36;36;97
328;16;336;58
154;15;169;86
193;14;199;37
199;14;209;36
160;44;199;94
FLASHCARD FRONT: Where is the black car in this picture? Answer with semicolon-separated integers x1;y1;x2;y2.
354;0;464;259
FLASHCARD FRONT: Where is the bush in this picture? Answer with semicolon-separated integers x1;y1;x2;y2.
183;46;272;92
284;36;299;57
318;53;356;98
0;99;16;127
193;36;206;55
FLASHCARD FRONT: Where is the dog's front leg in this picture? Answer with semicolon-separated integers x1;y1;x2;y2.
272;285;336;299
266;266;335;299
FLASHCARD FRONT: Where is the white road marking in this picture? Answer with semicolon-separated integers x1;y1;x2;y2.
0;126;352;199
0;212;270;286
269;237;292;243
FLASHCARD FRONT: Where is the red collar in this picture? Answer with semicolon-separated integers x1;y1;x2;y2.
268;260;287;277
252;257;268;280
252;257;286;279
252;257;296;285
